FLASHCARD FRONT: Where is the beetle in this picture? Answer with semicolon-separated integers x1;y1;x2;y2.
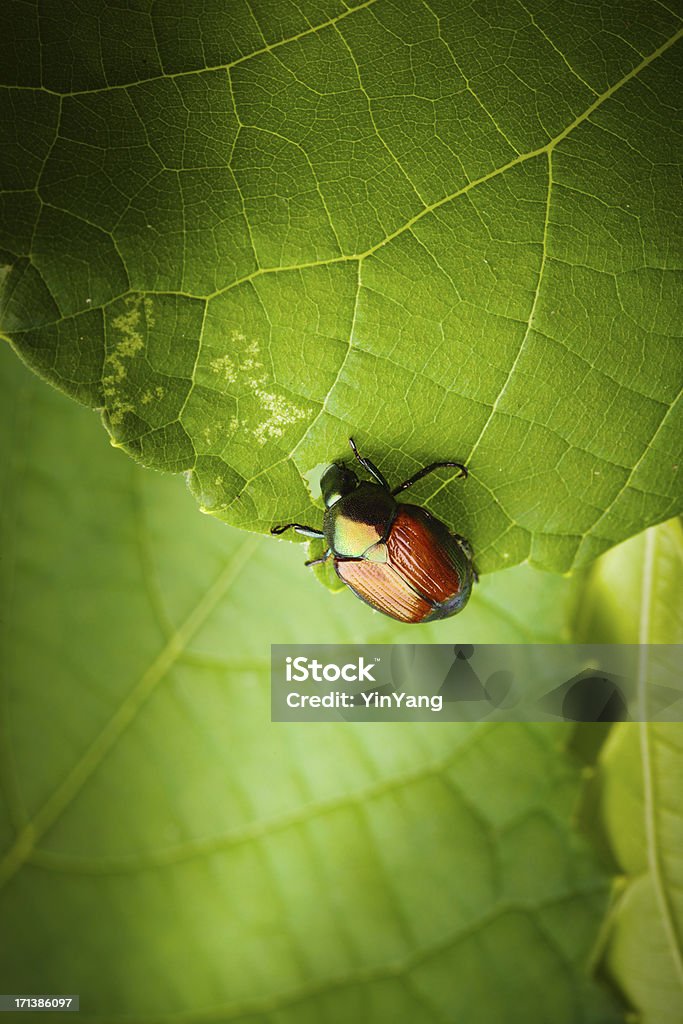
271;438;476;623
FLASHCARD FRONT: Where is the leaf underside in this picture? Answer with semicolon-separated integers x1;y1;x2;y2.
1;0;681;577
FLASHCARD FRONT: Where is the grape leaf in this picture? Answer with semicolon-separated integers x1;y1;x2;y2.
0;346;623;1022
0;0;681;577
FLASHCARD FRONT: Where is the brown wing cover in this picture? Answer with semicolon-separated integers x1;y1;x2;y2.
387;505;463;601
335;560;432;623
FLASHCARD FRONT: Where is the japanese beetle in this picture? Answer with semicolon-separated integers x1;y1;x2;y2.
271;438;476;623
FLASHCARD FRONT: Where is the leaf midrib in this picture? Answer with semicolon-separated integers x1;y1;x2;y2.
638;527;683;992
0;535;262;890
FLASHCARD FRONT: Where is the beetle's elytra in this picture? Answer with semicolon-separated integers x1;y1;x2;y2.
271;438;476;623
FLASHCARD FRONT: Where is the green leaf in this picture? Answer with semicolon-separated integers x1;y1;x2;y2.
575;521;683;1021
0;345;623;1021
574;518;683;646
1;1;681;577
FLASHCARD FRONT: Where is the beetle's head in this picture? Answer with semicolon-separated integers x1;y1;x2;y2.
320;462;358;508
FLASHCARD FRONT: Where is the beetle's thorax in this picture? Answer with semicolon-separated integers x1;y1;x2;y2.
323;481;397;558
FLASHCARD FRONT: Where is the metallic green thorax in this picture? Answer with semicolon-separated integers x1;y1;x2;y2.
323;482;397;558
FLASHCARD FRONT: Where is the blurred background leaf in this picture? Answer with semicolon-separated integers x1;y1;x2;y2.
1;0;681;576
575;521;683;1022
0;345;624;1021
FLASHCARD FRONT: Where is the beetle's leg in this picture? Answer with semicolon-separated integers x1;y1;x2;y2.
452;533;479;583
452;532;473;556
305;549;332;567
271;523;325;539
392;460;467;496
348;437;391;489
